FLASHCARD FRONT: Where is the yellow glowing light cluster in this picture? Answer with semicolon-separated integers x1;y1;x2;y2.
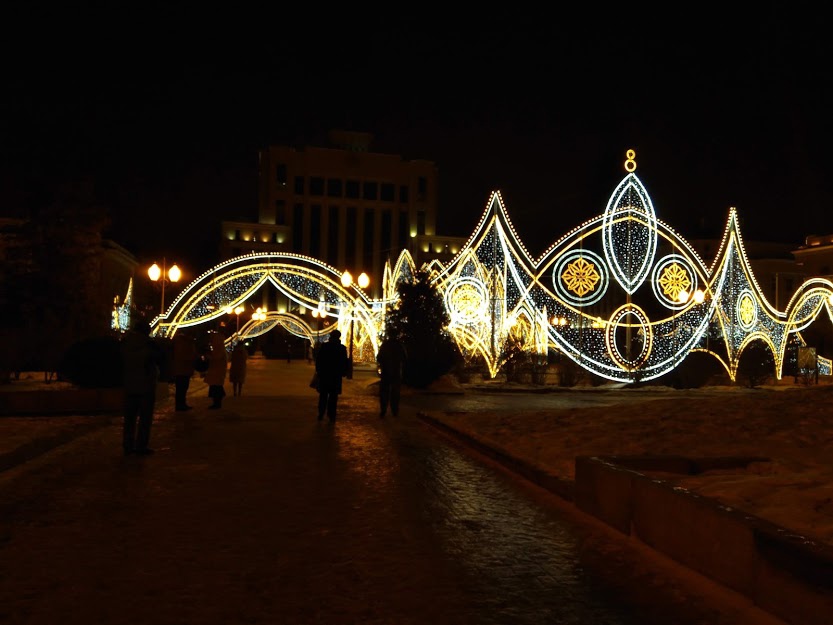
561;257;600;296
144;150;833;382
658;263;691;300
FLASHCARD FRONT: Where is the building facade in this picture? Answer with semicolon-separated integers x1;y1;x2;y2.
222;130;453;296
792;233;833;281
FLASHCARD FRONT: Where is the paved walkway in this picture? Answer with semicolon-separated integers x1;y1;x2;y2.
0;358;783;625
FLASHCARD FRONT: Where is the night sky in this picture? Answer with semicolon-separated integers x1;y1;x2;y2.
3;9;832;272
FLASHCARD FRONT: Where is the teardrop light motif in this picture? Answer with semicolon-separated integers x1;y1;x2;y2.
602;173;658;294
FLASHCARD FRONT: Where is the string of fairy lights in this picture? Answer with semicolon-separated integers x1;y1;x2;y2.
132;150;833;382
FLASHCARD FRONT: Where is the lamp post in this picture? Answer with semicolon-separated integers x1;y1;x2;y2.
341;270;370;379
148;258;182;315
311;302;327;345
225;305;245;335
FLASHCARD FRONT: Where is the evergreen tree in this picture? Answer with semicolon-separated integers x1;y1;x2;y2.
384;269;460;388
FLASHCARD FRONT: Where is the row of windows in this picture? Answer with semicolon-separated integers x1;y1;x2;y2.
292;205;414;269
273;201;420;230
276;166;428;203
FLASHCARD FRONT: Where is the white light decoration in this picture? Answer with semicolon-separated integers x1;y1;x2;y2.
111;277;134;332
144;149;833;382
602;171;658;294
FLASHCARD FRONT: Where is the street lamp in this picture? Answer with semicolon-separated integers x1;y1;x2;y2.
311;302;327;345
341;270;370;379
225;305;245;334
148;258;181;315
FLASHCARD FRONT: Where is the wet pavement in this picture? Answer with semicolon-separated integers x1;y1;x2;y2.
0;358;783;624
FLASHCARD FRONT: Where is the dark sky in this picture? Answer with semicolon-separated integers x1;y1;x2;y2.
3;8;832;271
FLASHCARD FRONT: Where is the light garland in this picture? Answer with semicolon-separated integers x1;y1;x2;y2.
144;150;833;382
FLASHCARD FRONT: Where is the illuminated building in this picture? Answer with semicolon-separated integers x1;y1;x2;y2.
222;130;447;297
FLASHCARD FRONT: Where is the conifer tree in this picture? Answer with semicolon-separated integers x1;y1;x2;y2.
384;269;460;388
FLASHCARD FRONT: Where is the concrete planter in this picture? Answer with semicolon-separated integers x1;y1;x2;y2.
575;455;833;625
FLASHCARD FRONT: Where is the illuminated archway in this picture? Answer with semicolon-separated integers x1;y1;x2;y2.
150;151;833;382
149;253;381;362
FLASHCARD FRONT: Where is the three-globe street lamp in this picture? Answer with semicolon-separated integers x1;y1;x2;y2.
341;270;370;380
148;258;182;315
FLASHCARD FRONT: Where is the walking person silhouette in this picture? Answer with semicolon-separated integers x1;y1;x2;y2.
376;334;406;417
172;329;196;411
315;330;348;422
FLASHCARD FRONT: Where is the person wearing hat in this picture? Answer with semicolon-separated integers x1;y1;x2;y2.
314;329;349;422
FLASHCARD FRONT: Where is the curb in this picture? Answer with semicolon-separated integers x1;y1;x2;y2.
417;410;573;500
417;411;833;625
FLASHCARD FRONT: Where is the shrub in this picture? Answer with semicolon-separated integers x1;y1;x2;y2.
58;335;123;388
737;340;775;388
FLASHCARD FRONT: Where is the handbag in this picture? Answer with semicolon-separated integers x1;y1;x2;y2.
194;355;209;373
309;372;319;390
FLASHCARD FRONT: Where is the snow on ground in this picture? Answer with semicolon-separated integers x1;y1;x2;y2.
428;380;833;547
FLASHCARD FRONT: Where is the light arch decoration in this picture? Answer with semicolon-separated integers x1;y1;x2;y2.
150;150;833;382
149;253;380;360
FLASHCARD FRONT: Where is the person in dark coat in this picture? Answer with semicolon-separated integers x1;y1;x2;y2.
205;332;228;409
229;342;248;397
120;320;165;455
315;329;348;422
172;330;196;411
376;335;407;417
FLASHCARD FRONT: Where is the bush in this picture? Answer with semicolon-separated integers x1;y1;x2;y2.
58;335;123;388
404;340;460;389
674;352;725;388
737;340;775;388
554;356;583;387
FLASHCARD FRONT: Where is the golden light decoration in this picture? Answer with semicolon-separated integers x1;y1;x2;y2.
561;257;600;297
624;148;637;172
739;294;756;327
143;156;833;383
659;263;692;301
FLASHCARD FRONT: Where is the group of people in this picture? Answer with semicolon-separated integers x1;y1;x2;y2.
120;324;249;455
120;319;406;454
313;329;406;421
